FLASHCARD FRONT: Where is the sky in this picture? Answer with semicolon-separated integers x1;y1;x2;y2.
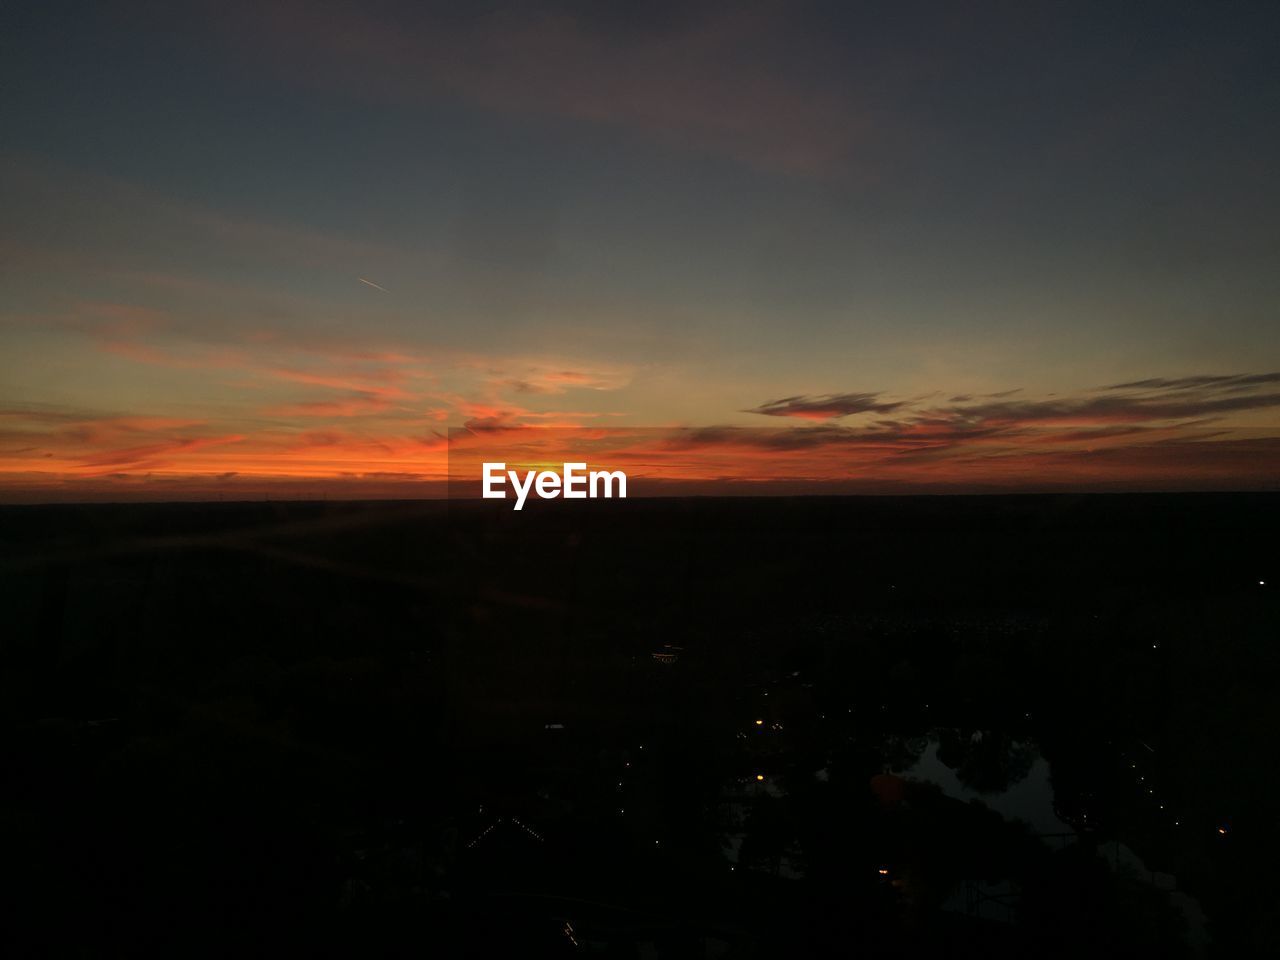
2;0;1279;499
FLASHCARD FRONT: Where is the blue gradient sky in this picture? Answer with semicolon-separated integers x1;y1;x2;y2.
3;1;1279;496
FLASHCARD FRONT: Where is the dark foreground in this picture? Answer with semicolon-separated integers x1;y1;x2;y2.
1;494;1278;957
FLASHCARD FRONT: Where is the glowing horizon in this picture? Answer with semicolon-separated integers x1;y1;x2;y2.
3;4;1279;501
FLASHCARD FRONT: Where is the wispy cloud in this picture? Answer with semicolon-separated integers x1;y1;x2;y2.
746;392;910;420
214;2;872;177
1104;373;1280;392
4;355;1278;496
748;374;1280;430
488;363;631;397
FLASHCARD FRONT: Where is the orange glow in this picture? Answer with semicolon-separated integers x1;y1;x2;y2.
4;376;1280;500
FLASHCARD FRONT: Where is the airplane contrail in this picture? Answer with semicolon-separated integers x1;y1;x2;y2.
358;277;389;293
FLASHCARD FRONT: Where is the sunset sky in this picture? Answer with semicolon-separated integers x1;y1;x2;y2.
3;1;1279;498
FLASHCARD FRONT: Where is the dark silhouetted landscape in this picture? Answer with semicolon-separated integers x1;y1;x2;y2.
3;494;1277;957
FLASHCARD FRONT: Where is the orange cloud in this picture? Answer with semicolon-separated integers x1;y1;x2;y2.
4;369;1278;500
263;394;398;418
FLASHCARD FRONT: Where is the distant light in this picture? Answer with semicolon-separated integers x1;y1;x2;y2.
1260;581;1266;586
1218;827;1228;835
878;868;889;876
755;719;764;726
756;774;765;781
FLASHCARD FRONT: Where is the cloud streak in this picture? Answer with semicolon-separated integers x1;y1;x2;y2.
747;392;910;420
748;375;1280;431
3;365;1278;498
215;2;872;177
